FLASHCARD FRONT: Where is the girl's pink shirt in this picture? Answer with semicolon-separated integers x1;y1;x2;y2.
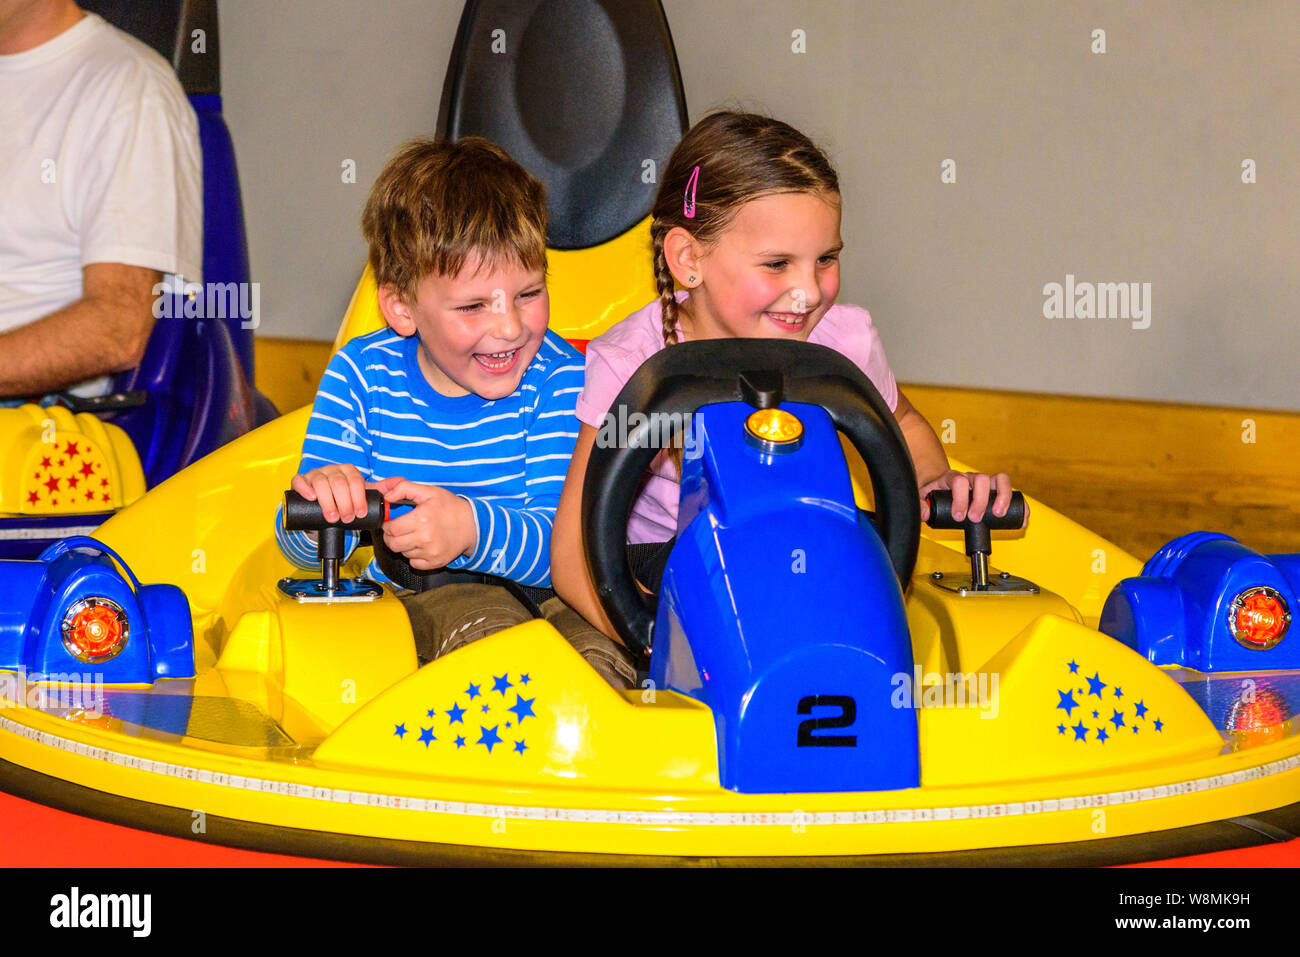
574;293;899;544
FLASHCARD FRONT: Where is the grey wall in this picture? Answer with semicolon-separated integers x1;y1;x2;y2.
221;0;1299;410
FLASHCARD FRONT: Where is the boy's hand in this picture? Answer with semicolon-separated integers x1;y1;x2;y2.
918;469;1028;527
290;464;372;523
373;477;477;571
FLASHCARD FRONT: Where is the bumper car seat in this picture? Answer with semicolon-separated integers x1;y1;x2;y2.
333;0;689;349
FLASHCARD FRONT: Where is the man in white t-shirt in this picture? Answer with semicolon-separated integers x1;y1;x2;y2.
0;0;202;399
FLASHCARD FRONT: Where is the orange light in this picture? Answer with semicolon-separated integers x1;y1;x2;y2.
1227;686;1292;748
1229;587;1290;650
744;409;803;448
61;598;127;662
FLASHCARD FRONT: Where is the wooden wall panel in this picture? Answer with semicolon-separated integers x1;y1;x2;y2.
904;385;1298;560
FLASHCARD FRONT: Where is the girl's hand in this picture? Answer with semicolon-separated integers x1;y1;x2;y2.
373;477;477;570
918;469;1028;527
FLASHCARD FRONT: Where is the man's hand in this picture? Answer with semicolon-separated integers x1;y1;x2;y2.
290;463;371;523
919;469;1028;526
373;477;477;571
0;262;161;397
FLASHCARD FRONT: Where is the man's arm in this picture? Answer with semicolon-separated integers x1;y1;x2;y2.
0;262;160;397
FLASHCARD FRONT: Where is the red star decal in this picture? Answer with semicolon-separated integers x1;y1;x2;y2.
100;493;110;502
33;472;41;481
67;476;79;489
51;498;59;506
57;459;65;468
100;478;109;488
40;456;52;469
43;475;60;493
79;461;95;477
84;489;95;501
63;441;79;457
26;491;39;505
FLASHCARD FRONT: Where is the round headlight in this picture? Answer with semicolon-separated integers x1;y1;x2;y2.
61;597;128;663
1227;586;1290;651
744;408;804;454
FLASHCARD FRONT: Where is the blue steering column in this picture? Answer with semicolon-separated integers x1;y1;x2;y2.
582;339;922;794
655;402;919;793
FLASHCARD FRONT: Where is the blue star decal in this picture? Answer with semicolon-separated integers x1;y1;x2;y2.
1132;725;1139;733
1092;710;1099;719
446;702;466;725
454;735;466;749
520;673;531;685
481;703;491;713
514;739;528;755
419;727;435;747
426;707;436;717
1134;700;1148;720
1058;724;1066;734
1109;709;1125;730
1086;671;1107;698
1072;721;1089;741
509;694;536;724
477;725;502;753
466;682;481;700
492;673;513;696
1154;718;1163;732
1114;686;1123;699
1096;727;1109;743
1056;690;1079;716
1068;660;1079;674
394;723;407;739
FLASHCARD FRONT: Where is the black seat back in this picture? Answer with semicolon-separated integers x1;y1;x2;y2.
438;0;688;249
79;0;219;95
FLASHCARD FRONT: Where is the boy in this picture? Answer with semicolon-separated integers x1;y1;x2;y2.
274;137;635;689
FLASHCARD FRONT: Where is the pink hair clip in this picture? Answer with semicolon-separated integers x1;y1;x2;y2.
683;165;700;218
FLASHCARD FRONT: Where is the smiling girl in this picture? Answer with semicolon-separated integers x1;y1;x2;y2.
552;111;1026;639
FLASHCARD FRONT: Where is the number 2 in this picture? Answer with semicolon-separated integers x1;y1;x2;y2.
796;695;857;747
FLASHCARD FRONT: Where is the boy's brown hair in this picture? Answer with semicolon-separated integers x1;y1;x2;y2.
361;136;548;299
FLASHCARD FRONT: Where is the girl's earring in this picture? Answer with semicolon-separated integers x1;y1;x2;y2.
687;275;696;285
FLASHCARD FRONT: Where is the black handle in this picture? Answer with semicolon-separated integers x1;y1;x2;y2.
926;489;1025;530
925;489;1025;558
283;489;387;531
53;390;149;413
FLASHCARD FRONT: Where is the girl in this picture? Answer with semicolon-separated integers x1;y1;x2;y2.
552;111;1025;640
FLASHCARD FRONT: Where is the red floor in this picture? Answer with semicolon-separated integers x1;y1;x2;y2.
1120;839;1299;867
0;787;1295;867
0;789;366;867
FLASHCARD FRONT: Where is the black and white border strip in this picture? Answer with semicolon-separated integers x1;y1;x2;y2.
0;525;101;541
1;713;1297;827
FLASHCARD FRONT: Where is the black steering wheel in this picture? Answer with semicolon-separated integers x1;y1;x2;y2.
581;338;921;657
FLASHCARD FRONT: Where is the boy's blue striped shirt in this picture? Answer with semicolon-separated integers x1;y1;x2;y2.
274;328;584;588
